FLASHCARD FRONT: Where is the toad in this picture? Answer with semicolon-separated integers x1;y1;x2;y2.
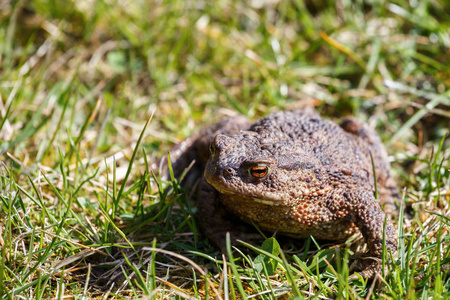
160;109;398;278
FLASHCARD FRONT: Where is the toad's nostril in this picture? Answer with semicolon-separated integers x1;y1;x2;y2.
223;167;235;178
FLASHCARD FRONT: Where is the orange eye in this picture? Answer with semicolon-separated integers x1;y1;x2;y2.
249;164;269;178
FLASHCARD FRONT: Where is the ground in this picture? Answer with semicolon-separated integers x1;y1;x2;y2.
0;0;449;299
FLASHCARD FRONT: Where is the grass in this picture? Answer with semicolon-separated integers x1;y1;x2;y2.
0;0;449;298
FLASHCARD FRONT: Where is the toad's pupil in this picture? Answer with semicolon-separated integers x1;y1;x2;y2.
250;165;268;178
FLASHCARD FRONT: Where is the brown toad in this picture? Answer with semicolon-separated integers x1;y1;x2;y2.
161;109;398;278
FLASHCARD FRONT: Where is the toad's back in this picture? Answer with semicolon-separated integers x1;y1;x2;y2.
246;111;390;185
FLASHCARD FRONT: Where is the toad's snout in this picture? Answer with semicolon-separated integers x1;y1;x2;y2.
204;159;236;183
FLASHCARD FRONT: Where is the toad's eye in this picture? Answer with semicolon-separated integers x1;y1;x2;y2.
249;164;269;179
209;142;217;156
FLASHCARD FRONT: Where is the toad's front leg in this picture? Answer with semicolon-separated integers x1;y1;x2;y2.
343;191;398;279
196;178;260;253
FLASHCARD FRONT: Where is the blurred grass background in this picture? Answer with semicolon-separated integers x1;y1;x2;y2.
0;0;449;298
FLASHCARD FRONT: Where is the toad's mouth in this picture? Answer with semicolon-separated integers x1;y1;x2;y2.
205;173;285;206
251;198;282;206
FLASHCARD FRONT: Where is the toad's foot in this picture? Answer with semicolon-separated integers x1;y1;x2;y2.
348;256;385;279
